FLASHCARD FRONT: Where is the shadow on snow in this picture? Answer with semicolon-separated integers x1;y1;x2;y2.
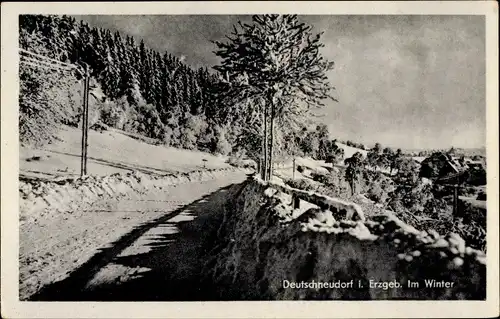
28;182;245;301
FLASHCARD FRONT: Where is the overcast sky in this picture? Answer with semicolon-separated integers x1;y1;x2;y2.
78;15;486;150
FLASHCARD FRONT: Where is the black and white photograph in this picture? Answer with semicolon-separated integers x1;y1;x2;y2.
1;1;499;318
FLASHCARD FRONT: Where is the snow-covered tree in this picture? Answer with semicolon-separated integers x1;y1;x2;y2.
213;14;336;180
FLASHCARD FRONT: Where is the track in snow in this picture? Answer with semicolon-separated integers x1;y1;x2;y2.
21;171;247;301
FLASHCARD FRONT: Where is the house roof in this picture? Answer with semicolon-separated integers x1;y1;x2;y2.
422;152;468;178
466;160;483;165
439;154;461;173
435;170;469;185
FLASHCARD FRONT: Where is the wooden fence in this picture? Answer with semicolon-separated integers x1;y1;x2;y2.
251;175;366;221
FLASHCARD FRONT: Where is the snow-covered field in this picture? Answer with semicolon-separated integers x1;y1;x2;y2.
459;196;487;210
20;126;231;180
336;142;368;159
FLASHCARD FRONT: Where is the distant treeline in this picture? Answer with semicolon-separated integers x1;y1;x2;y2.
19;14;235;154
410;147;486;158
337;139;485;159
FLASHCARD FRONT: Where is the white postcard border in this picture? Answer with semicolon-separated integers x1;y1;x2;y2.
2;2;498;318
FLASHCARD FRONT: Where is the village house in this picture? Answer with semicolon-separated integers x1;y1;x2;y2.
420;152;467;180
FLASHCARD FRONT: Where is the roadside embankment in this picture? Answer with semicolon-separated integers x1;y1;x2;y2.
19;168;248;301
204;176;486;300
19;167;244;223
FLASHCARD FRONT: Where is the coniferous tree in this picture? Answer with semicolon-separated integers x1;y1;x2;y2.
19;14;225;150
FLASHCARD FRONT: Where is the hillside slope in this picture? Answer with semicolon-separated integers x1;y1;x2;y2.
20;125;231;181
336;142;368;159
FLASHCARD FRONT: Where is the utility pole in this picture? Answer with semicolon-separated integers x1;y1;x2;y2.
84;64;90;175
18;48;88;177
452;184;459;216
80;71;87;177
80;64;90;177
452;176;465;217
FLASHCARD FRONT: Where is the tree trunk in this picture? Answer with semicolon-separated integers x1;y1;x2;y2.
268;102;275;181
257;158;261;177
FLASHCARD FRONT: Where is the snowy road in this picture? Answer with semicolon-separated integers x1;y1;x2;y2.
20;171;248;301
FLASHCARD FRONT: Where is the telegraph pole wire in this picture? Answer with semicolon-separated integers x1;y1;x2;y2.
19;48;90;178
19;48;79;69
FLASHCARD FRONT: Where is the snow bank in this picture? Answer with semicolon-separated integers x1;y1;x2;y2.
19;167;243;222
264;177;366;222
205;176;486;300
